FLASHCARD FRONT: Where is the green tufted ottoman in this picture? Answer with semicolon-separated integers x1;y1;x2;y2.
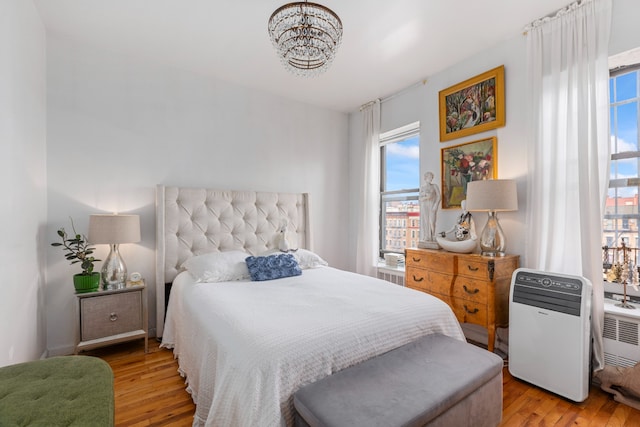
0;356;114;426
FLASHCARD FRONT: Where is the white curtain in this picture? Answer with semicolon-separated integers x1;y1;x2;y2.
525;0;612;371
355;100;381;277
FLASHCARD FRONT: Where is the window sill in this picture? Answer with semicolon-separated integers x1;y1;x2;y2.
377;260;405;274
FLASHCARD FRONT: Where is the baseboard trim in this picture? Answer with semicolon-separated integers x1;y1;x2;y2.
47;344;76;357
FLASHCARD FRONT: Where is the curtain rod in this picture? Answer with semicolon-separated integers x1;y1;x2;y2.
523;0;590;35
359;79;427;111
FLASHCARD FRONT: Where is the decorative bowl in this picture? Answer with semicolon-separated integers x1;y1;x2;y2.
436;236;478;254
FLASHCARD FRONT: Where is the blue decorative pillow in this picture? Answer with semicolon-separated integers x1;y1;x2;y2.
245;253;302;281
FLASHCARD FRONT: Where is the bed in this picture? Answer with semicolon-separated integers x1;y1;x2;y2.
156;186;465;427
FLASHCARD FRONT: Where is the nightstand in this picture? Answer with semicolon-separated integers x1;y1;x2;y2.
75;281;148;354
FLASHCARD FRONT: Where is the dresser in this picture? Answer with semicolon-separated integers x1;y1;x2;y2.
75;282;148;354
405;248;518;352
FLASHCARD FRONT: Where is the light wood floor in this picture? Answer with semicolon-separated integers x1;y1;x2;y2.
87;339;640;426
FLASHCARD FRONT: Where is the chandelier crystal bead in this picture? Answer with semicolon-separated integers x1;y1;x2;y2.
268;1;343;77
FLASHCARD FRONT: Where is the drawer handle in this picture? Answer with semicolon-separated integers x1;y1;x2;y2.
110;312;118;322
412;275;424;283
412;257;421;262
463;285;479;294
467;265;479;272
464;305;479;314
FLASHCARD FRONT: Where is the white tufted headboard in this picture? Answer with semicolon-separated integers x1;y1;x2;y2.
155;185;311;337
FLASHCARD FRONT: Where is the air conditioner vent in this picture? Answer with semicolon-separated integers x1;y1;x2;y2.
619;320;639;346
377;270;404;286
604;352;638;368
603;316;616;340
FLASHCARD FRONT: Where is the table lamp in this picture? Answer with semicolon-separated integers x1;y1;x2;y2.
88;214;141;289
465;179;518;257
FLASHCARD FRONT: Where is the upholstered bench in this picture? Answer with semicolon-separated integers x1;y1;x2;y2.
0;355;114;426
293;333;503;427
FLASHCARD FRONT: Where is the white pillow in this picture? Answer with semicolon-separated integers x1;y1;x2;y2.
260;248;328;269
295;249;329;269
181;250;250;283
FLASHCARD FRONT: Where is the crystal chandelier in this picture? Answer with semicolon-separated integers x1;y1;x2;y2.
268;1;343;77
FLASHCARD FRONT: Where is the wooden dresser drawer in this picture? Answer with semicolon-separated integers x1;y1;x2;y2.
406;249;455;274
450;298;488;326
81;292;142;341
406;266;452;295
451;277;488;304
456;257;492;280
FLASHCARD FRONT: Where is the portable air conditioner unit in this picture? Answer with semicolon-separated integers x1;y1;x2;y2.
509;268;592;402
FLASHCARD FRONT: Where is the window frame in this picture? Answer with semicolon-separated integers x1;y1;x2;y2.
379;122;420;258
604;64;640;251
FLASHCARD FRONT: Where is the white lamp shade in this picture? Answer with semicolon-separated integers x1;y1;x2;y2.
465;179;518;212
88;214;141;244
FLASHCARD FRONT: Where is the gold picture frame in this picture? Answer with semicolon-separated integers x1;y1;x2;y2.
441;136;497;209
439;65;505;142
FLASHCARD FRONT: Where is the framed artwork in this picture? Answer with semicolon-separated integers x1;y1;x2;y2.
441;136;497;209
439;65;505;142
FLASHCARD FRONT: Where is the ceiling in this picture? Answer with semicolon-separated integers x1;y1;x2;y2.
33;0;571;113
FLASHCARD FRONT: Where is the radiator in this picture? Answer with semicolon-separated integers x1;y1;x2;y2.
377;267;405;286
603;299;640;368
509;268;592;402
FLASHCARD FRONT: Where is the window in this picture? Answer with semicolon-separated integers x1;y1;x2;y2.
379;122;420;256
604;63;640;250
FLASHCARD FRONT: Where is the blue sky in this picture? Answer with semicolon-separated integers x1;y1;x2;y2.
385;135;420;191
610;70;639;197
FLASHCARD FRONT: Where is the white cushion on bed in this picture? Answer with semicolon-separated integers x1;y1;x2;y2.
181;250;250;282
295;249;329;269
261;248;328;269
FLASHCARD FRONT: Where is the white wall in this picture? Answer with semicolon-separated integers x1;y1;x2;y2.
348;0;640;346
609;0;640;57
46;35;350;355
0;0;47;366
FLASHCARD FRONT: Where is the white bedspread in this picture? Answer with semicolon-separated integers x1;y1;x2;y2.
161;266;464;427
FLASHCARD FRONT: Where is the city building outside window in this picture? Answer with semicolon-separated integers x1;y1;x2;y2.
379;122;420;256
604;63;640;257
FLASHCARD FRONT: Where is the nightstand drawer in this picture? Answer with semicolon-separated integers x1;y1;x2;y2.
81;292;142;341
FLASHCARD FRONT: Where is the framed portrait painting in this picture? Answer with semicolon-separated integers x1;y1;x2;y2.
439;65;505;142
441;136;497;209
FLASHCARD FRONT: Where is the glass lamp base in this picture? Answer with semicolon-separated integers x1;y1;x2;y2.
479;211;506;257
481;250;506;257
101;244;128;290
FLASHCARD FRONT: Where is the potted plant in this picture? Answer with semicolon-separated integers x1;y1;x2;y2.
51;218;101;293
